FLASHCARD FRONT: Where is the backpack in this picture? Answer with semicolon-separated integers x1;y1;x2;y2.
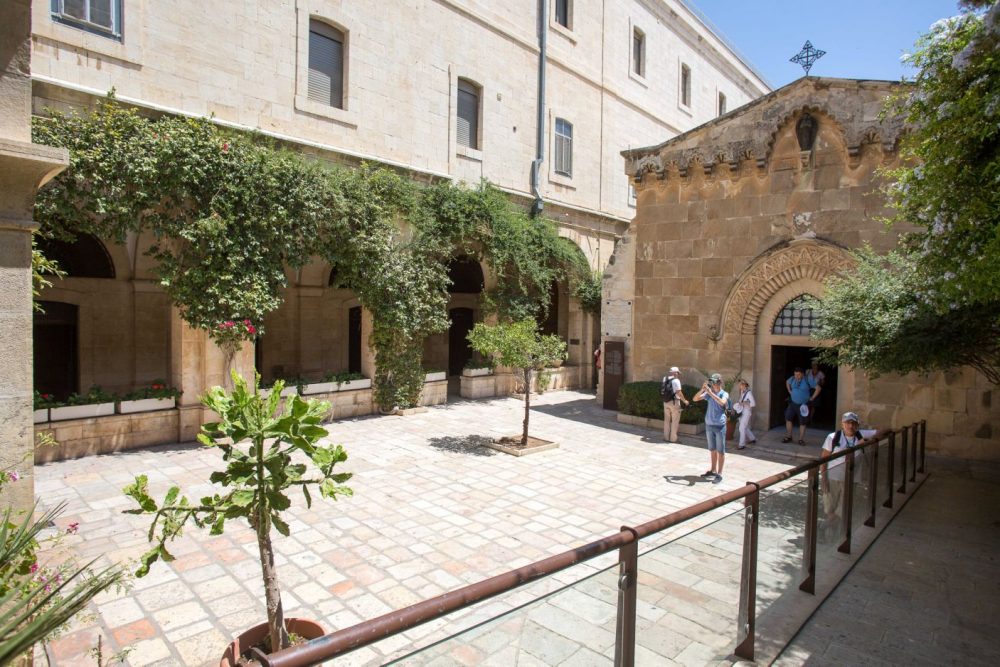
660;376;676;401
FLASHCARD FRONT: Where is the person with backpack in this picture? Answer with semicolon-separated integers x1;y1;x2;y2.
660;366;690;444
821;412;884;532
782;366;821;445
693;373;729;483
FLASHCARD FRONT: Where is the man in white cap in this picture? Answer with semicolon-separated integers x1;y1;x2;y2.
660;366;690;444
821;411;884;532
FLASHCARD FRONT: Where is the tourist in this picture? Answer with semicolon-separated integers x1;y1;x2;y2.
660;366;690;444
806;358;826;417
821;412;883;532
694;373;729;483
783;366;820;445
733;379;756;450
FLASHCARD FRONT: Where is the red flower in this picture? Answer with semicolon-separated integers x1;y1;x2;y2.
222;142;230;153
66;522;79;535
246;325;257;335
243;319;251;326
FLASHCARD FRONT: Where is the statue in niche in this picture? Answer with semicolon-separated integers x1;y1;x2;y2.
796;112;818;152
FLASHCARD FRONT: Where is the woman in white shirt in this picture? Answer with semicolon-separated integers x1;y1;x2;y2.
735;379;756;450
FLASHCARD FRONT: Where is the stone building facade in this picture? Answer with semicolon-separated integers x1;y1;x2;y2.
605;77;999;459
26;0;768;455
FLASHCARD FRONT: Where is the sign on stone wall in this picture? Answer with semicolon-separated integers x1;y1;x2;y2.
603;299;632;338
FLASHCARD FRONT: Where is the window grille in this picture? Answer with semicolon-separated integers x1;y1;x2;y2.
457;79;480;149
772;295;820;336
308;21;344;109
554;118;573;177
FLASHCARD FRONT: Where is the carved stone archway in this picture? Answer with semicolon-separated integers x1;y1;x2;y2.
718;240;854;339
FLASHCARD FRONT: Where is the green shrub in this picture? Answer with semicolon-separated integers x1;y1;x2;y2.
616;381;706;424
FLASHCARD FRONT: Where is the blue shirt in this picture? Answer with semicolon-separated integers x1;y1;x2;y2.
705;389;729;427
787;375;816;404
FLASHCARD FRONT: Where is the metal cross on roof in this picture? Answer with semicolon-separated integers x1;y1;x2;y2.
790;40;826;75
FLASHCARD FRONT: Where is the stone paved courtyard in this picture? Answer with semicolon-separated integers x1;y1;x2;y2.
36;391;811;666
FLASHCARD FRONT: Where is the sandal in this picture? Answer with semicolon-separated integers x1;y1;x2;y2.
781;436;793;443
798;439;806;446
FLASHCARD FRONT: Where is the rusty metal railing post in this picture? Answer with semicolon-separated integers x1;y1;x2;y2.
838;450;855;554
883;431;895;509
800;468;818;594
735;484;759;661
909;423;918;483
898;426;908;495
919;420;927;474
865;440;878;528
614;527;638;667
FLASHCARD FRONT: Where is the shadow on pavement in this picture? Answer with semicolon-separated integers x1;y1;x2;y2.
426;434;498;457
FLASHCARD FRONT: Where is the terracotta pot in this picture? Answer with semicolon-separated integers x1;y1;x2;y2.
220;618;325;667
726;419;737;441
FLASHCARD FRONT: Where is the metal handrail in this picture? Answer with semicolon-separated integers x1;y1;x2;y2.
259;421;927;667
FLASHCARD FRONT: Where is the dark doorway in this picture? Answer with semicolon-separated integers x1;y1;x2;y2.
540;280;559;337
34;301;79;400
448;308;474;376
348;306;362;374
769;345;838;431
603;340;625;410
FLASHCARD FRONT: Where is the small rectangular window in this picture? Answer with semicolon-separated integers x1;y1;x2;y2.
308;21;345;109
681;64;692;107
554;118;573;177
632;28;645;77
628;183;637;206
718;92;727;116
554;0;570;28
51;0;121;38
457;79;480;150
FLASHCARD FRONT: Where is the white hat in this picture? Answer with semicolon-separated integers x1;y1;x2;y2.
799;404;810;418
669;366;680;374
841;411;860;423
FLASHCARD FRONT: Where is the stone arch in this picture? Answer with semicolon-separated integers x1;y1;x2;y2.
719;240;854;339
37;233;116;279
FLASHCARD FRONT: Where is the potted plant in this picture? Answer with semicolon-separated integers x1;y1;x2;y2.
123;372;353;663
33;390;56;423
468;319;566;450
49;386;117;422
302;372;370;395
259;377;298;399
424;369;447;383
461;357;494;377
118;380;182;414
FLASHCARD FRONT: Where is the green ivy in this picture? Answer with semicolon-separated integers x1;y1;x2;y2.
32;97;597;412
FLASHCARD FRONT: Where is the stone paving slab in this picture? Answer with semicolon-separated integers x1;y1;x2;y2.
36;391;807;666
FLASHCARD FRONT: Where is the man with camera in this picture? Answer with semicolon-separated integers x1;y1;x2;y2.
694;373;729;483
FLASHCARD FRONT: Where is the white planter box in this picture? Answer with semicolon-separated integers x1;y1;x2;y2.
50;402;116;422
118;397;175;414
461;367;492;377
260;386;297;398
302;378;372;395
33;409;49;424
425;372;447;382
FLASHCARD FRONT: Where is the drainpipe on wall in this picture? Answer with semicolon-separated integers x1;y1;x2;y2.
530;0;547;217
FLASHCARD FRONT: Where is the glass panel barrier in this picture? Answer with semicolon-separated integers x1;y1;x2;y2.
755;478;808;638
386;560;620;665
633;504;747;664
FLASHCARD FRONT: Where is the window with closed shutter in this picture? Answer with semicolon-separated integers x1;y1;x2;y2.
554;118;573;177
308;20;344;109
457;79;480;150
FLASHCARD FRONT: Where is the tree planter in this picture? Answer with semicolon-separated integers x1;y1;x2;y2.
220;618;324;667
424;371;446;382
33;409;49;424
461;367;492;377
485;436;559;457
302;378;371;395
118;397;176;414
50;402;115;421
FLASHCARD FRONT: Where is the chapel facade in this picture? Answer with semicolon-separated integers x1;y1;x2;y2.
603;77;999;459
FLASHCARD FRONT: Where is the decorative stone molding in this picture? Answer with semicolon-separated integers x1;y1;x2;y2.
718;241;854;337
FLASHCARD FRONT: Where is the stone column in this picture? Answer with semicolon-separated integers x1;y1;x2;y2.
0;0;69;510
169;308;254;442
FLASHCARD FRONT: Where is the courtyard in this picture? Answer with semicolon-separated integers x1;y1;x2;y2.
37;390;810;666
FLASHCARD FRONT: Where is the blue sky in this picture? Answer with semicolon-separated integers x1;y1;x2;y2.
689;1;963;89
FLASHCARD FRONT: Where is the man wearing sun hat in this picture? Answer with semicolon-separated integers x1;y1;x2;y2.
660;366;690;444
821;411;884;531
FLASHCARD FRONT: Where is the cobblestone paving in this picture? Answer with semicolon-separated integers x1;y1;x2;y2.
35;391;801;666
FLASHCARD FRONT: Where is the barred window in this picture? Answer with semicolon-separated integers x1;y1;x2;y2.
772;295;820;336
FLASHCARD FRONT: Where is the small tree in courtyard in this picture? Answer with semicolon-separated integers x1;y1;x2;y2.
124;372;353;656
467;319;567;446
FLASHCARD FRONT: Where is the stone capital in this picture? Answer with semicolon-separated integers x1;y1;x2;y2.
0;138;69;225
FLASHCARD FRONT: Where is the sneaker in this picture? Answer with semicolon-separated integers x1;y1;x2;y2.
737;445;746;450
712;474;723;484
702;470;715;477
